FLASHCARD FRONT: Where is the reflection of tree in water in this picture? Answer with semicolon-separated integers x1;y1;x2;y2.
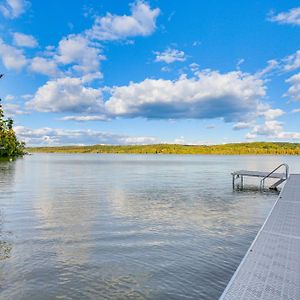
0;160;16;261
0;160;16;190
0;241;12;260
0;211;12;260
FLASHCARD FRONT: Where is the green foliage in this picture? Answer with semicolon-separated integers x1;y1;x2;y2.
0;75;25;158
27;142;300;155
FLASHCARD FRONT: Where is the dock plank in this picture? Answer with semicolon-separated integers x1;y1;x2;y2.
220;174;300;300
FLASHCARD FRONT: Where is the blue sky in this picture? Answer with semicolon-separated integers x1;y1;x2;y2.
1;0;300;146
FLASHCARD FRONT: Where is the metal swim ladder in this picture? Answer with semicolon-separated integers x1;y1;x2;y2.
260;163;289;190
232;163;289;190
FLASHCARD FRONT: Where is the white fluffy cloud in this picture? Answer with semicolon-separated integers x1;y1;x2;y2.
246;120;300;140
258;107;285;120
27;35;105;78
285;73;300;101
0;1;158;79
233;122;253;130
233;104;285;131
234;104;289;138
13;32;38;48
154;48;186;64
254;49;300;77
257;120;282;136
256;59;279;77
254;50;300;102
86;1;160;41
3;103;29;116
15;126;158;146
55;34;105;74
276;132;300;139
282;50;300;72
0;38;27;70
246;120;283;139
254;50;300;76
0;0;28;19
27;77;104;113
268;7;300;26
105;71;266;121
27;69;266;122
243;104;299;140
60;115;108;121
29;57;59;76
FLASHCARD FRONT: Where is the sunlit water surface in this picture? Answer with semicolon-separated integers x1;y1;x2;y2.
1;154;300;300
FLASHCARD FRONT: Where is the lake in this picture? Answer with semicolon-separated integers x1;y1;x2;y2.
0;154;299;300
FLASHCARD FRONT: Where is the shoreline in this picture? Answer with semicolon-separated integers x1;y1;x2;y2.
26;142;300;155
27;152;300;156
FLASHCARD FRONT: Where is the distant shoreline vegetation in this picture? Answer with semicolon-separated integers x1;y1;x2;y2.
27;142;300;155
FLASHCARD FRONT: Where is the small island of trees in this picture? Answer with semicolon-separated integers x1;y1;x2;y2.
0;74;25;159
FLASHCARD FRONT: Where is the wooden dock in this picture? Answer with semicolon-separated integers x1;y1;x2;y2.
220;174;300;299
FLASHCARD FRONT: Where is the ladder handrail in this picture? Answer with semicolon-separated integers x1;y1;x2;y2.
260;163;289;190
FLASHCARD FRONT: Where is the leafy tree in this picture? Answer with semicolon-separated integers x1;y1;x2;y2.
0;74;25;158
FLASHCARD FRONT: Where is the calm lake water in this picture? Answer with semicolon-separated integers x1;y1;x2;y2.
0;154;300;300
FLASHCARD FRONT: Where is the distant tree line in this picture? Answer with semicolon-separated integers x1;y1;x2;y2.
27;142;300;155
0;74;25;158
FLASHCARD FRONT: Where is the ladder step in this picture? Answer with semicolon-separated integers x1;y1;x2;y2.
269;178;286;190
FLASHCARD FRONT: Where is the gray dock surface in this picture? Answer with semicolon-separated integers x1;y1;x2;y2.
220;174;300;300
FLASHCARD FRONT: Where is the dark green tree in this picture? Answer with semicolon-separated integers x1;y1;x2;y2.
0;74;25;158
